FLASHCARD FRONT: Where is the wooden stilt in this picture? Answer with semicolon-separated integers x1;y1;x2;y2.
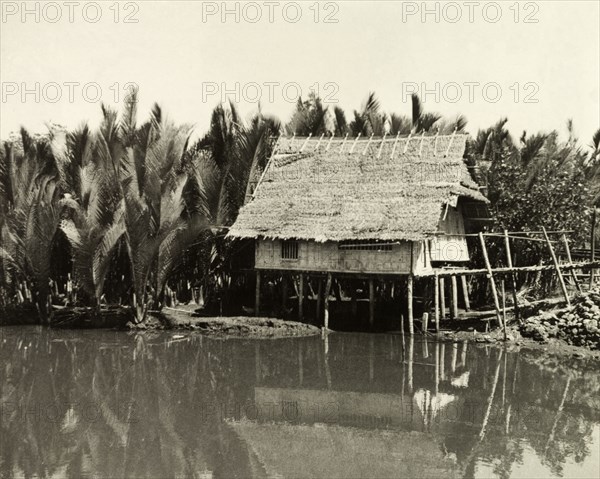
408;336;414;391
255;270;261;317
591;209;597;289
316;279;323;323
479;232;503;328
422;313;429;333
460;275;471;311
298;273;304;320
562;234;582;293
501;280;507;340
323;273;332;330
439;277;446;318
434;342;439;395
434;273;440;333
503;229;520;321
369;278;375;328
407;275;414;335
542;227;570;306
333;279;343;302
440;343;446;380
451;275;459;319
281;275;288;311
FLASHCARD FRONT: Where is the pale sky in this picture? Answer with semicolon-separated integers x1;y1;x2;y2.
1;0;599;145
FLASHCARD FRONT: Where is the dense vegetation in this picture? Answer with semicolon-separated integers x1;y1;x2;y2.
1;90;598;324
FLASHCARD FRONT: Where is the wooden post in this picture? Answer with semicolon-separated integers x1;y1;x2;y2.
369;278;375;328
316;279;323;323
451;275;459;319
460;275;471;311
434;273;440;333
281;275;288;312
422;313;429;333
408;336;414;391
323;273;332;330
298;273;304;320
501;279;507;341
439;277;446;318
542;227;570;306
591;208;597;289
562;234;582;293
503;229;520;321
351;285;358;319
255;270;261;317
434;342;439;395
407;275;414;335
479;232;503;328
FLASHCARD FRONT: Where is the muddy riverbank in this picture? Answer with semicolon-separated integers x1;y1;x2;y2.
138;305;322;338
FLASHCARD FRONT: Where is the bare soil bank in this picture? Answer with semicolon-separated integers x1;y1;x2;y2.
136;305;322;338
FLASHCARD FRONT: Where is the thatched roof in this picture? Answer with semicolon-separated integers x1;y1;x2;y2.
228;134;487;242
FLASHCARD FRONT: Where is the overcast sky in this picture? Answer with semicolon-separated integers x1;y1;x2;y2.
1;0;599;145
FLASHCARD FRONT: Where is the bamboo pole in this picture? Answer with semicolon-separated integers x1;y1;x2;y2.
298;273;304;320
435;342;440;395
451;276;459;319
591;208;597;289
369;278;375;328
427;260;600;277
323;273;332;330
422;313;429;333
542;227;570;306
434;273;440;333
439;277;446;319
408;336;414;391
501;280;507;340
460;275;471;312
503;229;520;321
479;232;503;328
407;275;414;335
255;270;261;317
562;234;582;293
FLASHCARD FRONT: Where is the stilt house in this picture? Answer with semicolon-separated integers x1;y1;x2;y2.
227;133;489;324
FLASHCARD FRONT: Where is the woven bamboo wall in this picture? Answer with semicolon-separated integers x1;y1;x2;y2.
255;239;414;274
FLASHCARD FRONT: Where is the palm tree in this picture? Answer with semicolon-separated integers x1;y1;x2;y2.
349;92;386;136
58;124;126;307
333;106;348;136
410;94;442;133
285;93;329;136
0;128;64;321
119;95;197;322
182;103;280;310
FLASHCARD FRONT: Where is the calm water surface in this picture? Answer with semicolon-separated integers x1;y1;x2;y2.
1;326;599;479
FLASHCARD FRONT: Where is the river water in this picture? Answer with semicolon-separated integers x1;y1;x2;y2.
1;326;599;479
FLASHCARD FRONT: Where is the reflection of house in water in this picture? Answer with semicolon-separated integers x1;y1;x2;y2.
227;335;475;478
229;419;461;479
